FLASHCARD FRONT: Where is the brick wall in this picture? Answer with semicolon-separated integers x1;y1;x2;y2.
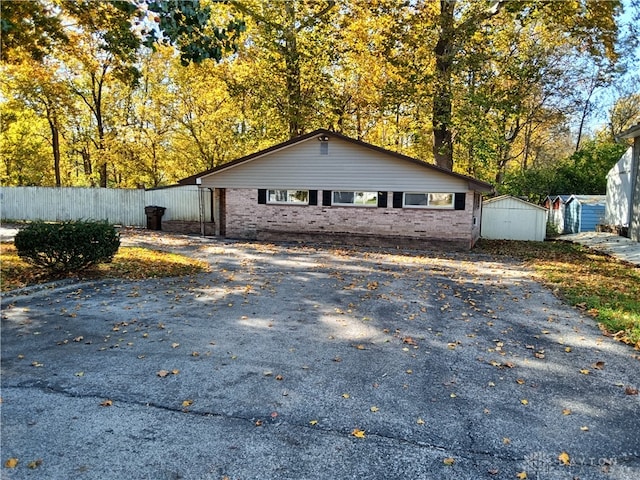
224;188;476;249
161;220;215;236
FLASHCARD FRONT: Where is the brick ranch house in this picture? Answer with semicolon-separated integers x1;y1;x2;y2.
180;129;494;249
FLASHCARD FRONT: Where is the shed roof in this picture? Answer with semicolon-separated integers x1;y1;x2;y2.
567;195;606;205
179;129;494;193
544;194;571;204
484;195;548;211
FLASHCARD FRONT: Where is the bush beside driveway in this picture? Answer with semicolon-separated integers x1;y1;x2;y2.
2;234;639;479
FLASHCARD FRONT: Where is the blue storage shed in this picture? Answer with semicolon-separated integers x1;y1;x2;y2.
564;195;606;233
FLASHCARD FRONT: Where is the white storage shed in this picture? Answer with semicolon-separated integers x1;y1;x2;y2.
481;195;548;241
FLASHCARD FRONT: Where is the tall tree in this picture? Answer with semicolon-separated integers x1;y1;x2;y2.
60;1;143;187
229;0;337;138
2;60;72;186
429;0;621;171
431;0;504;170
143;0;245;64
0;0;66;63
608;87;640;137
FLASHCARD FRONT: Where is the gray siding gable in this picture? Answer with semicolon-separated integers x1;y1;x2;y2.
198;134;484;193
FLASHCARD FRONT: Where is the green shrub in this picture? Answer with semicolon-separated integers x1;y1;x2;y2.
546;222;560;238
14;220;120;273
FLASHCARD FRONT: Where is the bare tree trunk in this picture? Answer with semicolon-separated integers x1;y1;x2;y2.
80;146;94;185
45;103;62;187
432;0;455;171
48;117;62;187
575;72;599;152
284;3;303;138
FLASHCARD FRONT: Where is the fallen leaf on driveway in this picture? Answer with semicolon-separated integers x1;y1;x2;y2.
100;399;113;407
5;458;18;468
171;343;180;349
370;406;379;412
580;369;590;375
625;386;638;395
558;451;570;465
516;472;527;479
593;361;605;370
27;459;43;469
520;399;529;405
351;428;365;438
443;457;455;465
562;408;572;415
182;399;193;407
309;420;318;426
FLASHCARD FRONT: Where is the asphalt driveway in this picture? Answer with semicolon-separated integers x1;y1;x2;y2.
1;232;639;479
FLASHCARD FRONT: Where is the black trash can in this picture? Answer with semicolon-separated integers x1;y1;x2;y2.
144;206;166;230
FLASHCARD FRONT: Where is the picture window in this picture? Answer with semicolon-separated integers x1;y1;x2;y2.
332;191;378;206
267;189;309;204
403;192;454;209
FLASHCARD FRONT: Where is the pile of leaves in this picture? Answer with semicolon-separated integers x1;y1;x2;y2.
1;243;209;291
477;240;640;349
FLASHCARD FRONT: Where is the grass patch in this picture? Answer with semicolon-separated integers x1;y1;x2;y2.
1;243;209;292
477;239;640;349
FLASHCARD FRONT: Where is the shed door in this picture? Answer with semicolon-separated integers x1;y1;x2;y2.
508;209;545;241
487;208;542;241
564;203;579;234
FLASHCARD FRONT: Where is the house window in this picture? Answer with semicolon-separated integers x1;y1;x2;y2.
267;189;309;204
403;192;454;208
332;191;378;206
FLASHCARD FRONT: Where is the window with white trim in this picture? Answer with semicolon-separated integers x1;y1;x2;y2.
332;191;378;206
267;189;309;204
403;192;454;208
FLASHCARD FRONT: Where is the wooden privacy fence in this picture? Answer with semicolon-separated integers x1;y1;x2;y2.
0;185;211;229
